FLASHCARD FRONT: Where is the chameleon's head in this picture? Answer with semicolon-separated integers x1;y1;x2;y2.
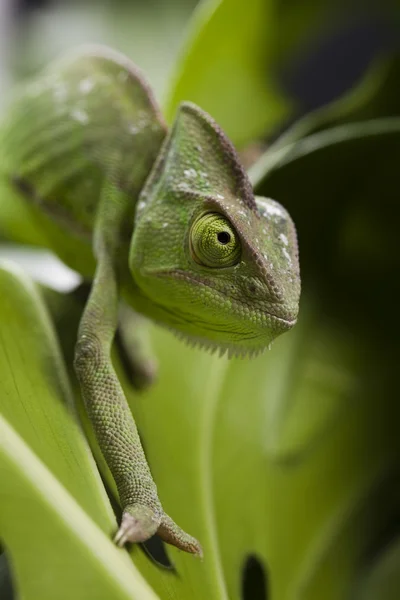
129;103;300;356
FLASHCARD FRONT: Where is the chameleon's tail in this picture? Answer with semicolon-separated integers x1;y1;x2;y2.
158;514;203;556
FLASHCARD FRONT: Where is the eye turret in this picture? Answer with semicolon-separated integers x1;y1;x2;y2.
190;212;241;268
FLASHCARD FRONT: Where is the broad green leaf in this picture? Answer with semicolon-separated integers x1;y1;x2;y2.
128;339;231;600
164;0;291;146
127;303;400;599
0;262;161;599
0;262;113;530
0;414;159;600
44;283;398;600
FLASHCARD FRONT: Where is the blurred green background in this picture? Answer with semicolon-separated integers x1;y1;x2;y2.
1;1;400;600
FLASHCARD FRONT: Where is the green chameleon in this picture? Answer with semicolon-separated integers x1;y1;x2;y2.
0;46;300;556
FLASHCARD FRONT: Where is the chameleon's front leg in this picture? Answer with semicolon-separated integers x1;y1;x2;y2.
74;253;162;543
74;184;201;554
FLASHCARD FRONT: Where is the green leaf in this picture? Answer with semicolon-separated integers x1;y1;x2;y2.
43;284;399;600
163;0;291;146
0;262;113;529
0;262;159;599
128;306;400;599
0;414;159;600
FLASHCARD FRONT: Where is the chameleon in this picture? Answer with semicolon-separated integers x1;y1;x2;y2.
0;46;300;556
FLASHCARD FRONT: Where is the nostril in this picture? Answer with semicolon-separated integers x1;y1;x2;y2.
245;278;269;300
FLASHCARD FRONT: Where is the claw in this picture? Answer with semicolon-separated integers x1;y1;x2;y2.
114;505;161;547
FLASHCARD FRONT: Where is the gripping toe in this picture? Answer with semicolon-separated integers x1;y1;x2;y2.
114;505;161;546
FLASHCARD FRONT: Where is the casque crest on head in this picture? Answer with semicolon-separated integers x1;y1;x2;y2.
130;102;300;355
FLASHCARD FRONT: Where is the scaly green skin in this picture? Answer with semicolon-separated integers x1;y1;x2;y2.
0;46;300;555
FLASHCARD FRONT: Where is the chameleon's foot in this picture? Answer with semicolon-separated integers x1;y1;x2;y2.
157;514;203;557
114;504;161;546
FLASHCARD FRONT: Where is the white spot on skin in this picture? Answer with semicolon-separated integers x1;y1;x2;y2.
282;248;292;264
71;109;88;124
265;203;284;217
128;124;139;134
184;168;197;178
177;182;191;192
217;194;225;200
162;222;169;228
279;233;289;246
257;197;285;219
79;78;94;94
137;200;146;212
196;144;202;152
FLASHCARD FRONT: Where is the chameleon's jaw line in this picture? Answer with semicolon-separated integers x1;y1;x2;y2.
152;269;298;333
267;314;297;329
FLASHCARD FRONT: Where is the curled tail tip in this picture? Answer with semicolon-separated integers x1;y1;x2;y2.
157;514;203;557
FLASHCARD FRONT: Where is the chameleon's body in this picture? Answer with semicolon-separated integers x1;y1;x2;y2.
0;46;300;555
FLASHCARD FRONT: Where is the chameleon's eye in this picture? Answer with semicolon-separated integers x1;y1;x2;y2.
190;212;241;267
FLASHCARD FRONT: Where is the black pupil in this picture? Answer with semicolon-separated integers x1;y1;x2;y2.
217;231;231;245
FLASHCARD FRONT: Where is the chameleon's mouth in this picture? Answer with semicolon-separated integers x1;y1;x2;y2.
157;269;297;325
151;269;297;351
